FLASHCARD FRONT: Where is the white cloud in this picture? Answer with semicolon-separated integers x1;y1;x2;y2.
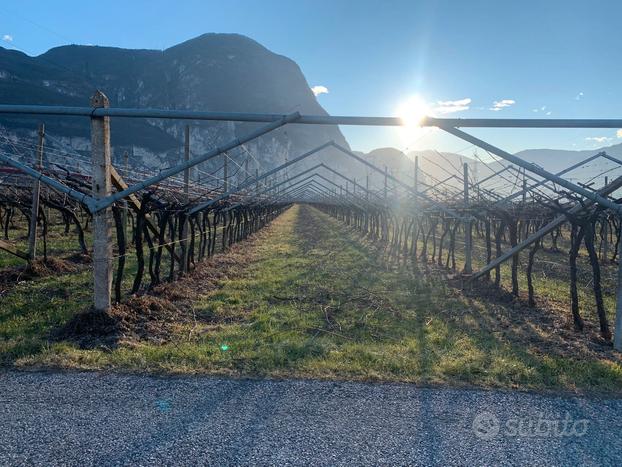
533;106;551;115
2;34;13;43
490;99;516;111
575;92;584;100
585;136;611;143
433;98;471;114
617;129;622;138
311;85;329;96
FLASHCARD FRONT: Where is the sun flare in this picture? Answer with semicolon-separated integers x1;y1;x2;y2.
397;95;430;129
396;95;431;147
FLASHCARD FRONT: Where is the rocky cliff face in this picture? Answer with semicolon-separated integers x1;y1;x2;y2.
0;33;349;176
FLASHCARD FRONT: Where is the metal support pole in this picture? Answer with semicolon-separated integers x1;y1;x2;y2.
414;156;419;211
603;176;609;261
413;157;419;253
181;125;190;274
93;113;299;212
471;176;622;281
90;91;113;313
27;123;45;260
615;220;622;351
463;162;472;274
122;151;129;240
442;126;622;215
384;166;388;200
223;154;228;192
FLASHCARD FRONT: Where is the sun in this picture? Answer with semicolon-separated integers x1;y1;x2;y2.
397;95;430;129
395;95;431;147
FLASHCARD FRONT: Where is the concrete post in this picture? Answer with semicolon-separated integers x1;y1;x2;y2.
28;123;45;260
463;162;473;274
90;91;113;313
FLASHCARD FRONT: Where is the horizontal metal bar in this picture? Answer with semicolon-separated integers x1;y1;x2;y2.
430;118;622;129
1;104;622;128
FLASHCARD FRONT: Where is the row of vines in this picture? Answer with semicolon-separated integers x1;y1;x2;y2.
317;198;621;341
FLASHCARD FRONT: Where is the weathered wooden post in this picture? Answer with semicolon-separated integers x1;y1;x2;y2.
28;123;45;260
522;169;527;204
255;168;259;195
181;125;190;274
90;91;113;313
463;162;473;274
365;174;369;201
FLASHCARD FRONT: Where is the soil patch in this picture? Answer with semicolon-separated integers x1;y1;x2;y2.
0;257;78;296
56;225;269;348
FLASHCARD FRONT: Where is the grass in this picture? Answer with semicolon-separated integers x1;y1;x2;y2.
1;204;622;394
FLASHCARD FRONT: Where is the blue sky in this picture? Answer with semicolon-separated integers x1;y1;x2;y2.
1;0;621;154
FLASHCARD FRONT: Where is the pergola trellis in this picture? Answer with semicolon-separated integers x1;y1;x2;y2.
1;91;622;348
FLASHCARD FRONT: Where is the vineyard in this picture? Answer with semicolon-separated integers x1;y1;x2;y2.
1;93;622;390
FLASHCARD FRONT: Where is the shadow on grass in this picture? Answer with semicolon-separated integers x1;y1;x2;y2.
291;206;622;391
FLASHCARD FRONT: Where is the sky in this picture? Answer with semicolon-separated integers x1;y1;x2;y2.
1;0;621;155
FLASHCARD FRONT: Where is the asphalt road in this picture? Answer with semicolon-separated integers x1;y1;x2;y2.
1;371;621;466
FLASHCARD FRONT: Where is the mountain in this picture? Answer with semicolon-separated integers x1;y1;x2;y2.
354;141;622;197
516;142;622;178
0;33;349;176
352;147;481;194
